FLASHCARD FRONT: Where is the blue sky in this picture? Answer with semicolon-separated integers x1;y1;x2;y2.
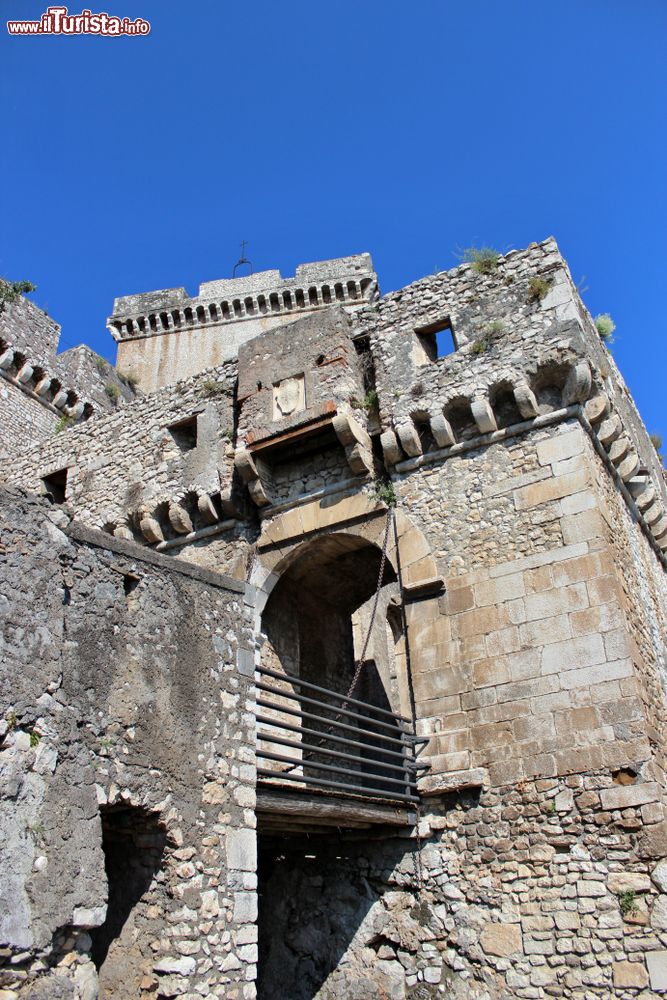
1;0;665;436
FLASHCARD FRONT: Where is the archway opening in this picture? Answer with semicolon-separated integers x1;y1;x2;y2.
259;533;402;794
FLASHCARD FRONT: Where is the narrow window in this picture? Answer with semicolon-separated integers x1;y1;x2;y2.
168;415;197;451
414;319;456;363
123;573;140;597
42;468;68;504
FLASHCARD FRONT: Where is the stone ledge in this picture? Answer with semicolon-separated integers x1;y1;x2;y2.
67;520;245;593
419;767;488;797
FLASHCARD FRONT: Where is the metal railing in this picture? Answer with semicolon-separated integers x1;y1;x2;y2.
255;665;428;804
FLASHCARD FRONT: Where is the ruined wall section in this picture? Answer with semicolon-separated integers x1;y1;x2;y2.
0;488;257;1000
0;362;239;547
0;296;134;459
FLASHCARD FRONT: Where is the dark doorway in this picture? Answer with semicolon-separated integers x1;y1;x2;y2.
91;805;167;996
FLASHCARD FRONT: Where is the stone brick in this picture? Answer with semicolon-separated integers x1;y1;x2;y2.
647;951;667;991
474;573;525;608
599;782;660;811
612;960;649;989
536;428;585;467
521;583;589;622
479;922;522;957
560;509;605;545
540;633;605;675
513;471;589;511
560;658;633;690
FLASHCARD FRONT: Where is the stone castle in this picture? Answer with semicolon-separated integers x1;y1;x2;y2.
1;238;666;1000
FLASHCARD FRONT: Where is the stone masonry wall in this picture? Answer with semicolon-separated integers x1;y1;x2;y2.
0;362;238;543
0;488;257;1000
259;772;667;999
397;419;666;793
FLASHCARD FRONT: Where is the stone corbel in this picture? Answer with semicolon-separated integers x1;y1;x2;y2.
430;414;455;448
471;397;497;434
563;361;592;405
138;509;164;544
513;382;539;420
333;411;374;476
169;502;193;535
396;422;422;458
380;429;403;466
234;449;271;507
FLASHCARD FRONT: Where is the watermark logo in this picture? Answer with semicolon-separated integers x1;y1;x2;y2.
7;6;151;36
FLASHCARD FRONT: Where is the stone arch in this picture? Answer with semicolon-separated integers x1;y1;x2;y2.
250;494;441;613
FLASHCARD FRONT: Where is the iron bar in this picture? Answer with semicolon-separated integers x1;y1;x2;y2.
255;680;405;735
256;665;412;724
256;713;408;761
256;730;411;775
256;768;420;803
257;749;415;790
255;697;409;749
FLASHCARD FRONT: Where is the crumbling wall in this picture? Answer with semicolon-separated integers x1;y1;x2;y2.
0;487;257;999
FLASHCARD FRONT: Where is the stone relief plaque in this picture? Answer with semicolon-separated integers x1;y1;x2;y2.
272;375;305;420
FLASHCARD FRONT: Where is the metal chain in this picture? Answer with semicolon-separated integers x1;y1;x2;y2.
280;506;394;773
340;507;393;709
414;801;424;894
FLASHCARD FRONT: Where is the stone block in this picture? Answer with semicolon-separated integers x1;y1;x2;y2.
560;657;633;690
600;782;660;811
474;573;525;608
607;872;652;894
647;951;667;992
652;861;667;894
522;582;588;622
561;508;605;545
513;470;589;510
612;960;649;989
540;633;605;675
479;922;522;957
651;896;667;931
536;427;585;467
453;604;509;638
226;829;257;872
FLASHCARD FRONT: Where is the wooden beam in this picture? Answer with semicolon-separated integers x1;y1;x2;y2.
256;788;415;828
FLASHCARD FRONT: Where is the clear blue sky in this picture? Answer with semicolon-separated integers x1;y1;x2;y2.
1;1;665;435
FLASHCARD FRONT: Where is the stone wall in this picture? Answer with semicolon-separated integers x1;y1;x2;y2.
0;296;134;459
0;362;239;546
259;771;667;999
0;488;256;1000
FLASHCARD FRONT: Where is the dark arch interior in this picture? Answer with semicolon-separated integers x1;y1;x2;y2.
261;533;397;701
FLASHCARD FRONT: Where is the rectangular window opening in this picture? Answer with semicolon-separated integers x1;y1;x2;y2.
414;319;456;363
167;415;198;451
42;468;68;504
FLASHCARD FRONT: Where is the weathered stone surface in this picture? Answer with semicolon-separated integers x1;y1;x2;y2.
479;922;523;957
647;951;667;991
652;861;667;894
612;960;649;989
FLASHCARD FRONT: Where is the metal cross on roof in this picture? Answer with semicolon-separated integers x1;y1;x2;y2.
232;241;253;278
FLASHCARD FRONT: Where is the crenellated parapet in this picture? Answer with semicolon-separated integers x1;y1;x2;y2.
107;254;378;393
